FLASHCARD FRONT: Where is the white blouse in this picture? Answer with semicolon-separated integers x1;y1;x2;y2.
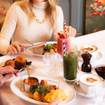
0;2;64;54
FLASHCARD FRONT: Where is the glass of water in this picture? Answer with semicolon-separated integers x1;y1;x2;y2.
42;53;63;78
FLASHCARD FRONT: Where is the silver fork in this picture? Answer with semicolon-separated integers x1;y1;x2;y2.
24;39;46;50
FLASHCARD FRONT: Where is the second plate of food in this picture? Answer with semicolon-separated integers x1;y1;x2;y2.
24;41;57;57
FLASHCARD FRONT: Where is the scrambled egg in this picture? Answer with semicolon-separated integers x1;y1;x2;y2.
44;89;67;103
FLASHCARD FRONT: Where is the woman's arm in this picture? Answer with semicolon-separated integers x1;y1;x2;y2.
0;3;18;55
53;6;76;40
53;6;64;40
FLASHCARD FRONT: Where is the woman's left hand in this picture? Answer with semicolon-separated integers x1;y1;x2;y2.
64;25;77;37
0;66;15;86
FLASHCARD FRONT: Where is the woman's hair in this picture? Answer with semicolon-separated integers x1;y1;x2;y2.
17;0;57;28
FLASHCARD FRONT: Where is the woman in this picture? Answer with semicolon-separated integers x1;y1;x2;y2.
0;0;76;55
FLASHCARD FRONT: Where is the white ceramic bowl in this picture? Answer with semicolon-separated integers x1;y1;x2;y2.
79;74;102;97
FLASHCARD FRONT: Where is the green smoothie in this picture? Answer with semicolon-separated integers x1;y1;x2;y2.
63;52;78;80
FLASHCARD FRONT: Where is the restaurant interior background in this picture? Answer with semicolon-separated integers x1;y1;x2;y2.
0;0;105;36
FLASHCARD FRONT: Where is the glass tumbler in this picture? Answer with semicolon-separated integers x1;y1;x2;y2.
63;51;78;81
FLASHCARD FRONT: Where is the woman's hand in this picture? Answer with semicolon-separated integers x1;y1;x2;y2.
64;25;77;37
7;41;31;55
55;25;77;40
0;66;15;86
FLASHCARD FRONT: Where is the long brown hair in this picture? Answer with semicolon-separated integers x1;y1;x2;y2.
17;0;57;28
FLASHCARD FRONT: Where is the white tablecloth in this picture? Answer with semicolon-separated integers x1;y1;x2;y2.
0;30;105;105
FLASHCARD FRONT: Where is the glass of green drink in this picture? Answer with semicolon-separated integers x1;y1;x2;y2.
63;51;78;82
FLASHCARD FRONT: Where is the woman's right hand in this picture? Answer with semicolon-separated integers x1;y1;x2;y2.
7;41;31;55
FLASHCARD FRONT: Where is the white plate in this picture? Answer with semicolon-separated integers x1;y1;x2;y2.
10;75;76;105
24;41;57;57
78;45;102;62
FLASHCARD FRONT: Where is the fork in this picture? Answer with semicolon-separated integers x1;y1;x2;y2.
25;39;46;46
24;39;46;50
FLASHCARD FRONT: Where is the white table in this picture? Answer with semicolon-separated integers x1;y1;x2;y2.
73;30;105;105
0;30;105;105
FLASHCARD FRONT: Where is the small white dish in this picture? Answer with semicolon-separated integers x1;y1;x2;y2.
75;74;102;98
78;50;102;63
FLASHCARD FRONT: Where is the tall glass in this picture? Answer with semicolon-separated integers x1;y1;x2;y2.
63;51;78;81
57;37;70;56
42;53;63;78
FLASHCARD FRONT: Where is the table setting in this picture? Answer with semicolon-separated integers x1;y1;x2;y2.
0;30;105;105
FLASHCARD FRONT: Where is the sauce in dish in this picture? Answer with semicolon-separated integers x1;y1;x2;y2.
80;45;98;53
80;74;100;86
